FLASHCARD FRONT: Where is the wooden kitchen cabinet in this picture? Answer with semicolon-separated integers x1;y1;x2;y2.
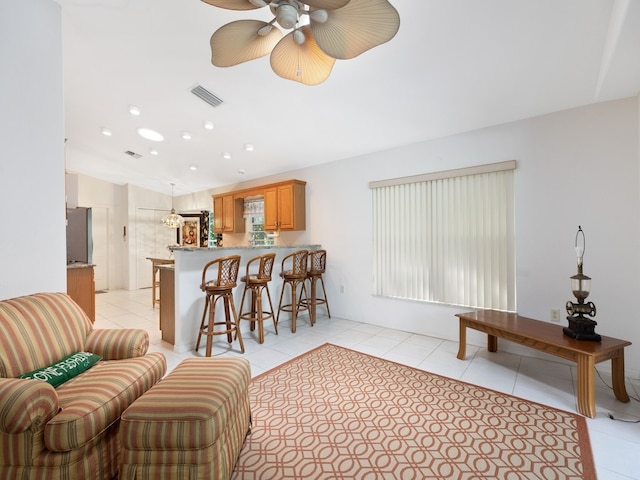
264;180;306;231
67;264;95;322
213;194;244;233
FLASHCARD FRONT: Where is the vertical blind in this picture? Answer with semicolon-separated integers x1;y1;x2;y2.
370;161;516;311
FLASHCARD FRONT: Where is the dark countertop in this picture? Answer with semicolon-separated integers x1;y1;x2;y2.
169;244;320;252
67;262;95;269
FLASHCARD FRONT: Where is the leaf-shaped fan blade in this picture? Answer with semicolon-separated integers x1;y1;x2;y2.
304;0;351;9
210;20;283;67
201;0;264;11
270;26;336;85
310;0;400;59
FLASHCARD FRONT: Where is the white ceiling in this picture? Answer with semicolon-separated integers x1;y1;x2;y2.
56;0;640;196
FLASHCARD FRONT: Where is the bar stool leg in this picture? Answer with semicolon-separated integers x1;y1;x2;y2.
195;296;206;352
256;291;264;343
290;282;298;333
205;295;217;358
319;275;331;318
265;286;278;335
223;294;233;344
230;295;244;353
309;276;317;327
251;289;258;332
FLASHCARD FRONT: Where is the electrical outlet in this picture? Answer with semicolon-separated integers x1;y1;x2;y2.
550;309;561;322
339;285;345;294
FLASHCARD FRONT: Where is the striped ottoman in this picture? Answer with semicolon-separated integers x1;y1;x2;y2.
119;357;251;480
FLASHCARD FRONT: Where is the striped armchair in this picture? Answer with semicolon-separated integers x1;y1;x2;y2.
0;292;167;480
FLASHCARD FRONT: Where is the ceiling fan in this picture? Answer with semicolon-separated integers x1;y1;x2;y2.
202;0;400;86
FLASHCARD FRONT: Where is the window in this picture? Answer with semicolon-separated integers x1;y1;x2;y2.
370;161;516;311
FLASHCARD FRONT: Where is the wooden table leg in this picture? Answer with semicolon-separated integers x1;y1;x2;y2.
576;354;596;418
487;335;498;352
457;320;467;360
611;350;630;403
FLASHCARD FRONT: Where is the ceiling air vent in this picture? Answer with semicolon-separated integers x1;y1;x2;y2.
124;150;142;159
191;85;224;108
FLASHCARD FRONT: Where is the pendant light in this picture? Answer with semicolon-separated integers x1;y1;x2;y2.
162;183;185;228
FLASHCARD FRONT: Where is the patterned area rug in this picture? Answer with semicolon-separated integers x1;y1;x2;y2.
232;343;596;480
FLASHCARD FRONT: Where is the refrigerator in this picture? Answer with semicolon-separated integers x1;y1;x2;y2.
66;206;93;264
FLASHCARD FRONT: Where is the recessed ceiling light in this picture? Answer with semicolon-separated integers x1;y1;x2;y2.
137;128;164;142
129;105;141;116
150;148;159;156
189;165;198;171
222;152;232;160
101;128;112;136
182;132;192;140
244;143;254;152
203;121;215;130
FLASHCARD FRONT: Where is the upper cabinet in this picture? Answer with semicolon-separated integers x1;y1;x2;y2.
212;179;306;234
212;193;245;233
264;180;306;231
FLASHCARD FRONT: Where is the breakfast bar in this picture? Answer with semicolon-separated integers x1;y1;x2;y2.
455;310;632;418
167;245;320;353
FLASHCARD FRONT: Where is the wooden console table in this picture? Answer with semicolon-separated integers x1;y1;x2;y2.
455;310;631;418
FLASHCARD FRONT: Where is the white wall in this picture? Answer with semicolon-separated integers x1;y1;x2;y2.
76;96;640;377
0;0;65;298
193;97;640;377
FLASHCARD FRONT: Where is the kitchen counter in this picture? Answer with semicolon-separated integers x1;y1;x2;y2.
168;245;320;353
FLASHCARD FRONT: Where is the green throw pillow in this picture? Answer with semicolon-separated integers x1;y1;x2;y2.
18;351;102;387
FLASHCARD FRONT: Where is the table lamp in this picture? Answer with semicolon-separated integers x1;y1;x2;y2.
564;226;601;341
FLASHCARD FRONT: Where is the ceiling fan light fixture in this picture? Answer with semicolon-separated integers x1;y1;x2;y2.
210;19;283;67
276;3;299;29
204;0;400;84
258;24;274;36
293;29;305;45
309;9;327;23
271;25;335;85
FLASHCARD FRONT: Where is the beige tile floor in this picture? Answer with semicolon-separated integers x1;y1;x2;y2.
94;289;640;479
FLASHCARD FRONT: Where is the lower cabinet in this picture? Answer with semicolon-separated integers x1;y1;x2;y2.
159;266;175;344
67;264;95;322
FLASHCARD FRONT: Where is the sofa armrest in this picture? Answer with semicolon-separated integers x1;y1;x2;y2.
84;329;150;360
0;378;59;434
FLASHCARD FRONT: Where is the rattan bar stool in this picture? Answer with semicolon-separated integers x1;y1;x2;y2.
302;249;331;326
238;253;277;344
276;249;309;333
195;255;244;357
